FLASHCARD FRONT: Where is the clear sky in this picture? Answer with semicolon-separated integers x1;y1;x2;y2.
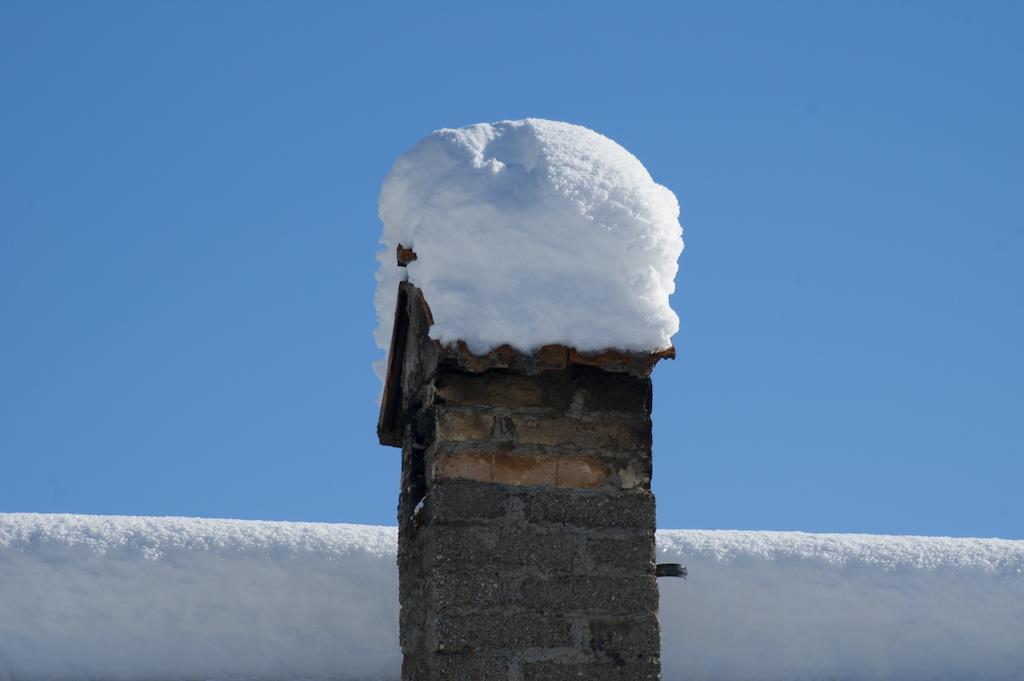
2;1;1021;538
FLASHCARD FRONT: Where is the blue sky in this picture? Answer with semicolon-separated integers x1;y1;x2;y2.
2;1;1021;537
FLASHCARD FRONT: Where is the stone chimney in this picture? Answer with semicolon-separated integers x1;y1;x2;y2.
378;280;672;681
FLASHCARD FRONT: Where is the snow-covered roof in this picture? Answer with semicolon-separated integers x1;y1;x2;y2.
374;118;683;380
3;513;1022;681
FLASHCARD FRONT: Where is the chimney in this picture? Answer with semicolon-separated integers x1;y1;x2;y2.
378;281;671;680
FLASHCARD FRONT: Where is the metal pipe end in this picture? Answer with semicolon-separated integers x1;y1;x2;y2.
656;563;687;579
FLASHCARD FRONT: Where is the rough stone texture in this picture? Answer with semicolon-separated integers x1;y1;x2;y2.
436;613;575;651
523;660;661;681
583;532;657;574
387;285;662;680
435;654;510;681
524;491;656;529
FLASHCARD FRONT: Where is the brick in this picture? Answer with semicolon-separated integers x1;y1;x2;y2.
435;612;573;651
520;575;657;615
573;365;653;415
510;414;651;451
524;660;660;681
493;452;557;486
524;490;655;529
433;451;493;483
434;370;571;410
430;480;508;523
434;654;510;680
556;456;609;488
509;415;575;446
436;408;494;442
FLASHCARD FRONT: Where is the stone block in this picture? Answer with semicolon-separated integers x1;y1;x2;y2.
430;479;508;523
510;414;651;451
524;490;655;529
589;616;661;661
402;653;429;681
434;653;510;680
520;575;657;615
434;370;572;411
433;526;575;573
573;366;653;415
523;660;660;681
507;415;575;446
436;408;494;442
583;532;655;573
435;613;573;651
434;568;519;611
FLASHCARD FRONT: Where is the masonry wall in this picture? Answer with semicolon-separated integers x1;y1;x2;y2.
390;286;661;681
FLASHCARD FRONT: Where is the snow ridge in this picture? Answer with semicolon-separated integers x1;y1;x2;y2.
657;529;1024;681
2;514;1023;681
0;514;400;681
659;528;1024;573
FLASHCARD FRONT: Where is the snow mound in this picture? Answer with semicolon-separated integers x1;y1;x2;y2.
0;514;400;681
2;514;1023;681
374;118;683;378
657;530;1024;681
